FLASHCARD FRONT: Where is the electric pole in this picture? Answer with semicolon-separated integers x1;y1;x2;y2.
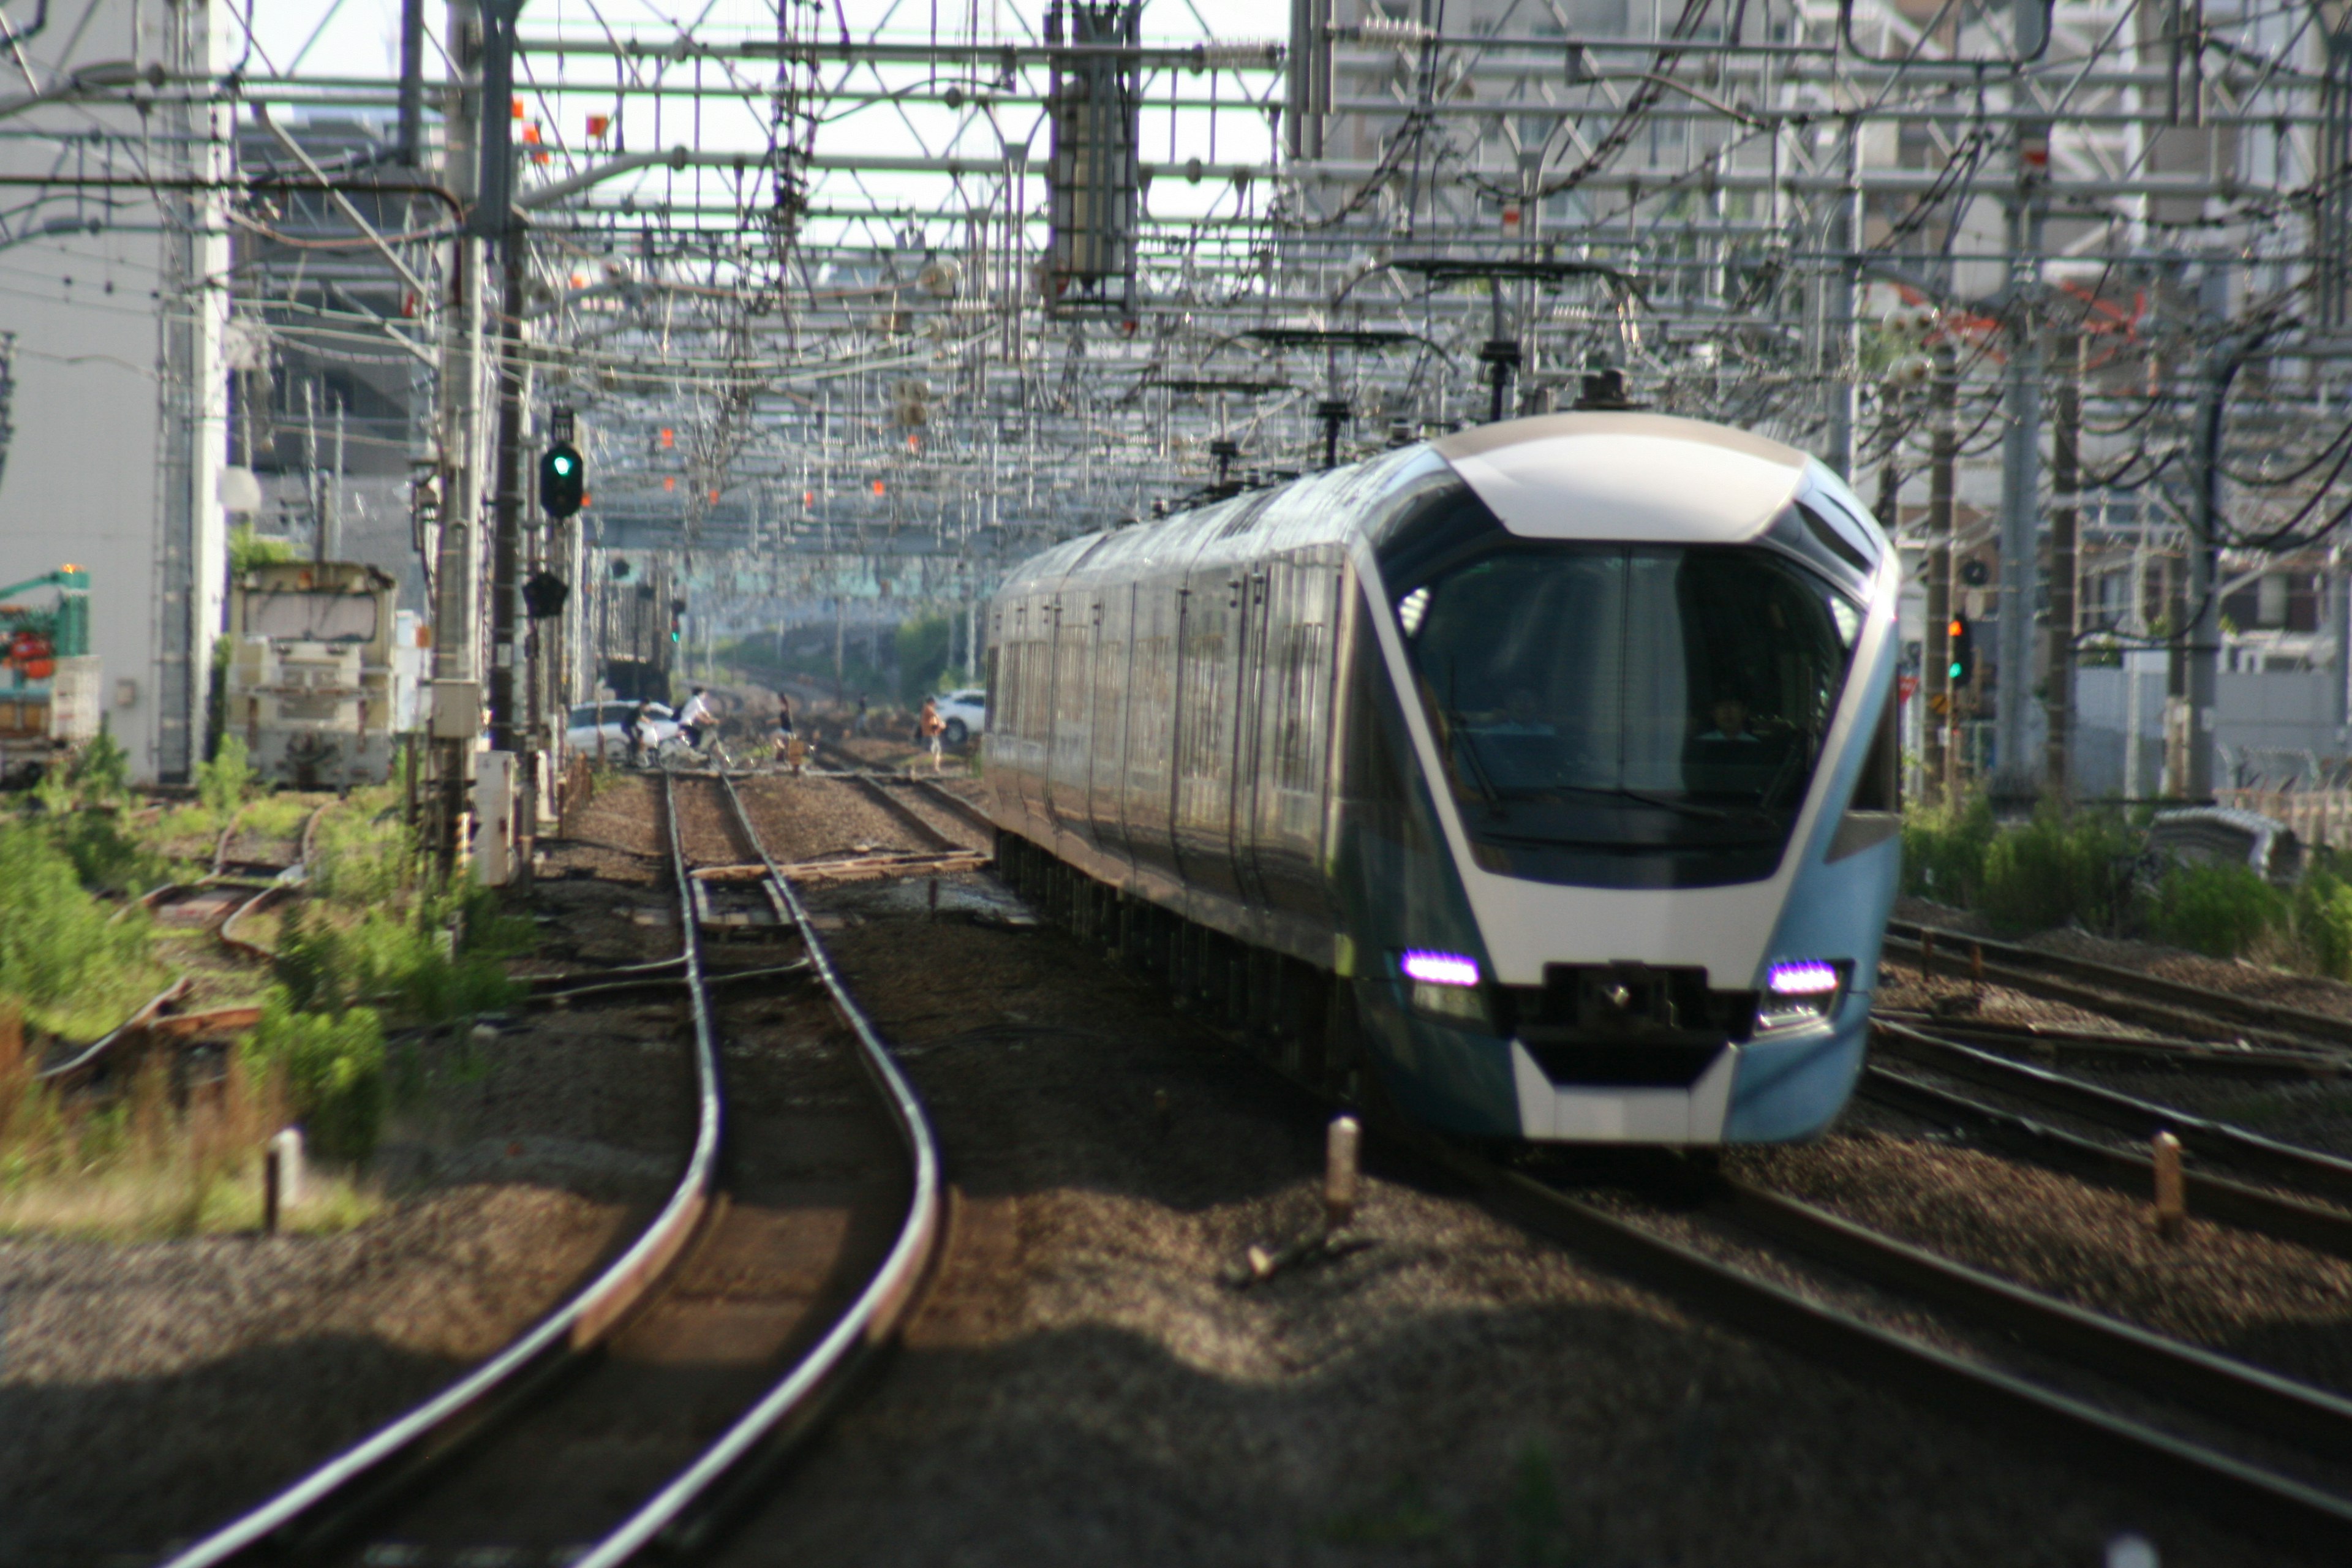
2044;328;2081;793
1922;342;1956;805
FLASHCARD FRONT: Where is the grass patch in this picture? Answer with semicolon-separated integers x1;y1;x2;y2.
1901;796;1996;907
1977;803;2140;935
0;1007;379;1240
2148;859;2288;959
238;793;314;842
0;813;171;1041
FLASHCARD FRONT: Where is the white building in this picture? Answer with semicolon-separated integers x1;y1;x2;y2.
0;0;230;783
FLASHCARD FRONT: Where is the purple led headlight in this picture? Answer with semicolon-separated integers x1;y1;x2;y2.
1766;960;1841;997
1400;950;1480;988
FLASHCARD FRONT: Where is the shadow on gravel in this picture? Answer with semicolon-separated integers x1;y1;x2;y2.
709;1310;2311;1568
0;1334;466;1567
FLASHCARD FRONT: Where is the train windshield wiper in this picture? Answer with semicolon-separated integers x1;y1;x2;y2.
1512;783;1742;823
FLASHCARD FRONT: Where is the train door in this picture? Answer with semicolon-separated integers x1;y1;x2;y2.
1124;575;1182;882
1044;594;1094;841
1090;583;1136;868
1172;561;1243;902
1228;565;1275;911
1248;554;1340;917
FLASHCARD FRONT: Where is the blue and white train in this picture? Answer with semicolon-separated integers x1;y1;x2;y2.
981;413;1902;1144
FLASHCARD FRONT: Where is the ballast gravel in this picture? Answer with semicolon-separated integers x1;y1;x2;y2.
1738;1131;2352;1396
709;881;2299;1568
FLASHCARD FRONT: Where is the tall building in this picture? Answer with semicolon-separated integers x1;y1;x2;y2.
0;0;230;783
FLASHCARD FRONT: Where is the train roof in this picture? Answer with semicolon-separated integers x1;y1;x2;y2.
1434;412;1809;546
995;415;1853;605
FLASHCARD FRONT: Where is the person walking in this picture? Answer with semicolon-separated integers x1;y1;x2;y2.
628;700;655;768
772;695;799;772
854;692;870;737
919;695;946;773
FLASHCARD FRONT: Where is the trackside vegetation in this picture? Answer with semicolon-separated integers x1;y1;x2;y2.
0;775;525;1237
1904;795;2352;973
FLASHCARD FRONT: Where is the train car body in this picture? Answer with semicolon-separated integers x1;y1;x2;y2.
227;560;402;788
982;413;1903;1145
592;556;676;703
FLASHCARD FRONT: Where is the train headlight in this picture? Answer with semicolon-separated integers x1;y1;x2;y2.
1399;949;1490;1027
1757;960;1848;1031
1400;950;1479;987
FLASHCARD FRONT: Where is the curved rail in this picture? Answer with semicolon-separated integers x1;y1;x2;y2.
159;774;725;1568
1861;1063;2352;1260
1888;919;2352;1058
570;774;944;1564
1875;1019;2352;1204
32;978;190;1085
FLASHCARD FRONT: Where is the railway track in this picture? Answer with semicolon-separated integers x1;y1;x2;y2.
160;772;941;1568
1887;919;2352;1061
1359;1121;2352;1555
979;855;2352;1551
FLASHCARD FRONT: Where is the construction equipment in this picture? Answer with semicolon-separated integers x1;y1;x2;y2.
0;565;99;782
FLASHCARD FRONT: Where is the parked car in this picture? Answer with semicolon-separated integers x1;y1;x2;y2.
567;699;677;757
932;687;987;746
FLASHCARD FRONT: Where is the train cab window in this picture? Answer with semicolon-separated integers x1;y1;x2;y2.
1396;540;1862;889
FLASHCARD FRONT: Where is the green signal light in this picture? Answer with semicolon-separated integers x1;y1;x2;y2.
552;456;575;475
1948;660;1963;679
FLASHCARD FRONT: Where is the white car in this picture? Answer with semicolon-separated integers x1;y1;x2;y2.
567;700;677;757
932;688;987;746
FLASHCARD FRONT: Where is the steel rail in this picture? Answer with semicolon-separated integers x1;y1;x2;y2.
1402;1131;2352;1552
1861;1063;2352;1260
567;775;943;1565
32;978;190;1085
1873;1009;2340;1079
839;770;959;853
1719;1175;2352;1461
1875;1020;2352;1204
1887;919;2352;1056
158;773;725;1568
903;775;997;837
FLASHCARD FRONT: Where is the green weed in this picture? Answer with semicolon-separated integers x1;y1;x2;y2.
2293;860;2352;979
2148;860;2286;959
0;816;157;1026
197;735;255;817
239;991;387;1161
1977;803;2139;935
1901;796;1997;905
1314;1477;1449;1547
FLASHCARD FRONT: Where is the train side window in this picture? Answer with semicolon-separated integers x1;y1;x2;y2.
1850;681;1900;813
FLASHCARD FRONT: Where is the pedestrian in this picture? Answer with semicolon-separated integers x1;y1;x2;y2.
677;686;714;752
772;695;796;766
854;692;869;737
919;695;946;773
630;701;659;767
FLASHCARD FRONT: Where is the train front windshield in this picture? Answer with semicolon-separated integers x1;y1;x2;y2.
1398;543;1861;889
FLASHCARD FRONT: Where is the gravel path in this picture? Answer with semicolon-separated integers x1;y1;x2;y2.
703;873;2290;1568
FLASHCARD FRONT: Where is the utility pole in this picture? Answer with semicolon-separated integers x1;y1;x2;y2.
477;0;537;883
2044;328;2081;793
1922;341;1956;805
1824;116;1863;480
1994;154;2046;801
2182;335;2256;801
429;0;486;881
